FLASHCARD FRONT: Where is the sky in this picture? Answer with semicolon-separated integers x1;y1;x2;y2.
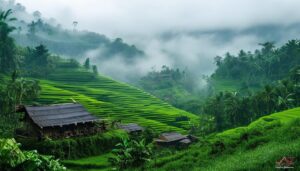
12;0;300;81
15;0;300;37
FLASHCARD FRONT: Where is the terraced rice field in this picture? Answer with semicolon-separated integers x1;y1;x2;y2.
145;107;300;170
63;153;112;171
38;66;199;132
63;107;300;171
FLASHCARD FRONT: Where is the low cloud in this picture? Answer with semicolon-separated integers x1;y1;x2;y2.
11;0;300;82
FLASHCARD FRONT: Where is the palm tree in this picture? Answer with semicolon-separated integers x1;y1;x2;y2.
0;9;17;73
277;93;295;110
110;139;133;169
0;9;16;39
262;85;276;114
224;92;240;126
130;139;152;166
9;78;40;105
110;138;152;169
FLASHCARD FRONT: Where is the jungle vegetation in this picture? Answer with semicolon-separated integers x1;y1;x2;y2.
0;4;300;171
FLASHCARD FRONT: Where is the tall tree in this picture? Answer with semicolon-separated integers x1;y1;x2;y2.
92;65;98;75
24;45;54;77
0;9;17;73
84;58;90;69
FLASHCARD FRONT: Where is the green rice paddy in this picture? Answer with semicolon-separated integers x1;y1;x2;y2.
38;66;199;133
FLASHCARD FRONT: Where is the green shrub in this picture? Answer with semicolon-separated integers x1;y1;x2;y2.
109;138;152;169
18;130;127;159
244;137;269;150
0;138;65;171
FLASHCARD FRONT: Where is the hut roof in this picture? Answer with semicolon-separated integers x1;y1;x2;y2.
24;103;100;128
179;138;191;144
119;123;144;133
155;132;187;143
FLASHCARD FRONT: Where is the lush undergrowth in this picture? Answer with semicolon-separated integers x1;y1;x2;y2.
62;153;112;171
18;130;127;160
145;107;300;171
210;78;243;93
37;63;199;133
210;77;262;94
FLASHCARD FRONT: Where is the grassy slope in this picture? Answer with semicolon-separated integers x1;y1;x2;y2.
147;107;300;171
63;153;112;171
211;77;262;93
63;107;300;171
211;78;241;92
37;65;198;133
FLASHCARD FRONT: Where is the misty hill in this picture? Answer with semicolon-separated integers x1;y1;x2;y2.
13;26;144;60
138;66;205;114
138;40;300;117
37;60;199;132
1;0;144;59
211;40;300;93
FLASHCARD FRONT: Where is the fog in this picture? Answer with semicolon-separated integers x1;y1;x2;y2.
11;0;300;81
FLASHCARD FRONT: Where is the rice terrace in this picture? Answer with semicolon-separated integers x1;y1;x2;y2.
0;0;300;170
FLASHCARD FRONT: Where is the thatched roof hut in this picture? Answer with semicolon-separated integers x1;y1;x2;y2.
154;132;193;146
19;103;104;139
118;123;144;133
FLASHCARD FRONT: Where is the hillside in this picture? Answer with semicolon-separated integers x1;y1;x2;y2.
138;66;204;114
145;107;300;170
211;41;300;93
0;0;144;59
36;62;199;133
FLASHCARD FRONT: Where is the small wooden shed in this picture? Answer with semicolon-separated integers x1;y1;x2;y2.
154;132;193;146
118;123;144;134
20;103;105;139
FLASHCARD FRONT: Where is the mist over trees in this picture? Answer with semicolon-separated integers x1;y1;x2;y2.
202;41;300;131
212;41;300;87
139;66;204;114
139;40;300;133
0;0;300;170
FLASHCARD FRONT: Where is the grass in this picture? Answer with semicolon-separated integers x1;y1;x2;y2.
145;107;300;171
211;77;261;93
63;108;300;171
63;153;113;171
211;78;241;92
37;65;199;133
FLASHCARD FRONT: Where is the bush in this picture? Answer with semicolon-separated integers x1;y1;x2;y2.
0;138;65;171
109;138;152;169
18;130;127;159
175;116;190;122
244;137;269;150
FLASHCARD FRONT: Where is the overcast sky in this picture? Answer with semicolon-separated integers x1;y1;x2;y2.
15;0;300;38
12;0;300;82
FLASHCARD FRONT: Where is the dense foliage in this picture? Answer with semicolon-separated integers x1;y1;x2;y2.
145;108;300;171
21;44;57;78
1;3;300;171
0;138;66;171
0;9;17;73
139;66;204;114
203;40;300;131
0;9;41;137
7;5;144;59
109;138;152;169
18;130;127;159
212;41;300;88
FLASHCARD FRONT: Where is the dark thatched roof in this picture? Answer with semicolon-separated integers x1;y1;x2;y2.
119;123;144;133
24;103;100;128
155;132;188;143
